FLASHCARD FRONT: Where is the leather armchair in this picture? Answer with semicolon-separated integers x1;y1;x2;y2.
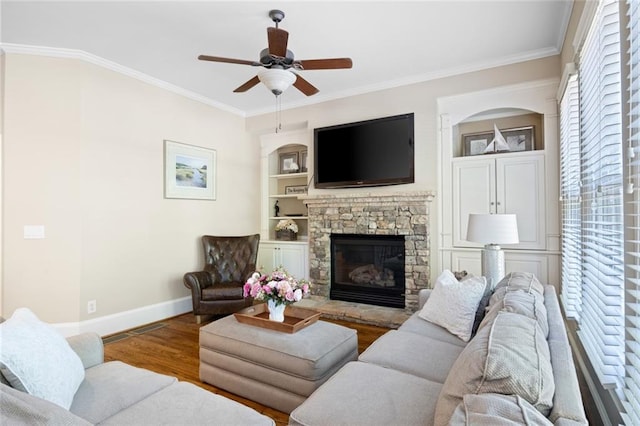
184;234;260;322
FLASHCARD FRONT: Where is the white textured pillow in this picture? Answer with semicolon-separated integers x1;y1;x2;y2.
419;270;487;342
0;308;85;409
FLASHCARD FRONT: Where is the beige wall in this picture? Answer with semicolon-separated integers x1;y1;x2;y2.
246;55;561;284
2;53;259;324
1;51;561;328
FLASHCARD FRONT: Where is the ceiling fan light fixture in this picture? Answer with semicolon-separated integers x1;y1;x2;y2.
258;68;296;96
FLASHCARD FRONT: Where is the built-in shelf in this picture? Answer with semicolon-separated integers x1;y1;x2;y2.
270;216;308;220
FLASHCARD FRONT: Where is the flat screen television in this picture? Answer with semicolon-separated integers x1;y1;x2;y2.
314;113;415;189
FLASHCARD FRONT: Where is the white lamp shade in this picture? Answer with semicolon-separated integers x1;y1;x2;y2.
258;68;297;96
466;214;519;245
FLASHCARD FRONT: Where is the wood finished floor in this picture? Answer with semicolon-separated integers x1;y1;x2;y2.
103;313;390;426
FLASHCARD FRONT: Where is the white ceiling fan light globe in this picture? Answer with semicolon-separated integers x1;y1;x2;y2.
258;68;297;96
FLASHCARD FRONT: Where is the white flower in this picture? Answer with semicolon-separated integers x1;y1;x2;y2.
275;219;298;233
293;288;303;302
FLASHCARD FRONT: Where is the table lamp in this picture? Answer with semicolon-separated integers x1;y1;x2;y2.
466;213;519;289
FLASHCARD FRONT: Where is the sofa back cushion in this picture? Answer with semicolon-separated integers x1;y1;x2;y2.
448;393;553;425
434;311;555;425
479;290;549;338
490;272;545;304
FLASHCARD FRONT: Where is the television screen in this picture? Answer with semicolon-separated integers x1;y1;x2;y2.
314;113;415;189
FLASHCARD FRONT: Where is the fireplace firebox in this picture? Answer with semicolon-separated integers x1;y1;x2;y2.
330;234;405;308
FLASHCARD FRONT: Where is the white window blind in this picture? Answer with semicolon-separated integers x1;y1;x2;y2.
576;0;625;388
560;73;583;319
622;0;640;422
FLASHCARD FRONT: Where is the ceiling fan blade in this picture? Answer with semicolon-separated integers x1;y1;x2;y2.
296;58;353;70
267;27;289;57
198;55;260;66
293;74;319;96
233;76;261;93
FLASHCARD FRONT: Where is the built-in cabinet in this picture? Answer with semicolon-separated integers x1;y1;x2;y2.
438;79;561;286
259;130;310;280
452;152;546;249
257;241;309;281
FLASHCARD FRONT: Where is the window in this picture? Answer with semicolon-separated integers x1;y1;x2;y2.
560;0;640;421
622;0;640;423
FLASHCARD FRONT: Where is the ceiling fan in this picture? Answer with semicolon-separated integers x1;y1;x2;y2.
198;9;353;97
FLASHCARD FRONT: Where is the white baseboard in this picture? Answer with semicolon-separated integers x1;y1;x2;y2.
54;297;192;337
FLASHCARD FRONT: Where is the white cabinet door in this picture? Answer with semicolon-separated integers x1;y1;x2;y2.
257;242;309;280
496;154;546;249
452;158;495;247
452;153;546;250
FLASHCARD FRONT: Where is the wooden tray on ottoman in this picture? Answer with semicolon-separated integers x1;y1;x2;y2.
234;304;321;333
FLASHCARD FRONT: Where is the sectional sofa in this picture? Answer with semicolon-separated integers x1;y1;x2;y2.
0;309;274;425
289;272;588;425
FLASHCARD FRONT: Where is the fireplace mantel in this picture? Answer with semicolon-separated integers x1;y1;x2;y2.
303;191;435;312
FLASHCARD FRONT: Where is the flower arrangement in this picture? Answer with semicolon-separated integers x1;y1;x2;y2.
275;219;298;233
243;267;310;307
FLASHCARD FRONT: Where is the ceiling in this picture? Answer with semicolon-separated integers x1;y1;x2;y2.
1;1;573;116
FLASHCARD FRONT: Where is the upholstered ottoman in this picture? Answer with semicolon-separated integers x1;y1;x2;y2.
199;313;358;413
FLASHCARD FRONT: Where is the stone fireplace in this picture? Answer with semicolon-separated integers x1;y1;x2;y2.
304;191;435;312
331;234;406;308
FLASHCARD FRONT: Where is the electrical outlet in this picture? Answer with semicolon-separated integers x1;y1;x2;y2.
87;300;97;314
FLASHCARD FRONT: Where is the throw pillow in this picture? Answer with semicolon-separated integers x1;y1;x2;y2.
448;393;553;425
434;312;555;426
0;308;85;409
419;270;487;342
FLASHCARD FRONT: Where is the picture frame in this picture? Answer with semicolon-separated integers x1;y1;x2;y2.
462;125;535;156
279;152;299;174
285;185;308;195
300;150;308;172
462;131;493;156
502;126;535;152
164;140;216;200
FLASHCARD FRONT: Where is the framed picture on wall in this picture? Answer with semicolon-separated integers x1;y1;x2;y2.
462;131;493;156
164;140;216;200
502;126;535;152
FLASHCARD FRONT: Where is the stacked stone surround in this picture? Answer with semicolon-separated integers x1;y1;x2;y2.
303;191;435;313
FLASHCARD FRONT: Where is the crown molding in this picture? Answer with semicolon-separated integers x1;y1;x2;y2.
0;43;246;117
245;46;561;117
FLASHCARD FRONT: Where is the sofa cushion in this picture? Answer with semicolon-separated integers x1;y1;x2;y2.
398;313;468;347
418;270;487;342
479;289;549;337
289;361;443;426
0;382;92;426
70;360;176;424
448;393;553;425
99;382;274;426
434;311;555;425
359;330;464;383
0;308;85;409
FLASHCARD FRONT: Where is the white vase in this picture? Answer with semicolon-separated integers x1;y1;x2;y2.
267;299;286;322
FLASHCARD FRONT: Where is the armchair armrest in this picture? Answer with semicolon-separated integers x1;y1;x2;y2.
184;271;214;309
67;332;104;369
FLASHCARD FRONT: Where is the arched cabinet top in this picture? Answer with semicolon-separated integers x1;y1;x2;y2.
438;78;559;127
